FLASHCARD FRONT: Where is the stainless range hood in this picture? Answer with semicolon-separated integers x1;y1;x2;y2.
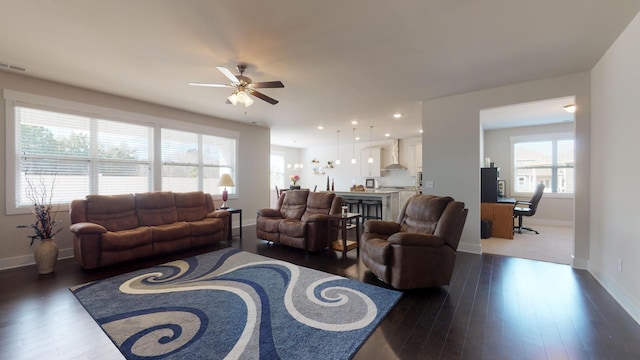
382;139;407;171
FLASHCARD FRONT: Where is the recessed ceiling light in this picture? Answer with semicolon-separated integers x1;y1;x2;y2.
351;120;358;125
317;125;324;130
384;133;390;137
393;113;402;119
420;129;423;133
355;136;360;140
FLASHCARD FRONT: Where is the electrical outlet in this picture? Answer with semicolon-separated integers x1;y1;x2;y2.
425;181;434;188
618;258;622;272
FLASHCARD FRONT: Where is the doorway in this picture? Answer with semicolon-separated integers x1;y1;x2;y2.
480;96;575;265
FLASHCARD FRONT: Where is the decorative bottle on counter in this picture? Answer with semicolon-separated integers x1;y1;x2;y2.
331;178;334;191
326;176;330;191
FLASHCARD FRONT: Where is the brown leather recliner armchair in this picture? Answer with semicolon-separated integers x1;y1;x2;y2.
361;194;468;289
256;190;343;252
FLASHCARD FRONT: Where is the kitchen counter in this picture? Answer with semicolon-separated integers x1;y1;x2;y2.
333;191;400;221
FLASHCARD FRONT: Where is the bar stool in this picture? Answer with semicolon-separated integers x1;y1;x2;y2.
343;199;361;228
361;199;383;220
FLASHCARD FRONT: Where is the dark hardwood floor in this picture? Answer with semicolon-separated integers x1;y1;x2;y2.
2;225;639;359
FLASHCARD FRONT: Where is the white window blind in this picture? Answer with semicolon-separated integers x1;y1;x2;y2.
7;91;239;212
15;106;152;207
512;136;574;194
161;129;235;194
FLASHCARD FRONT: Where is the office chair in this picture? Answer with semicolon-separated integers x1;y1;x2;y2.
513;183;545;234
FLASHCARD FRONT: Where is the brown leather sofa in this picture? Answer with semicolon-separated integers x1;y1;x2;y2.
256;190;343;252
360;194;468;289
69;191;229;269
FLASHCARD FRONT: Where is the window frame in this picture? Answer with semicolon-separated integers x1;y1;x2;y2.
510;132;574;199
5;89;239;215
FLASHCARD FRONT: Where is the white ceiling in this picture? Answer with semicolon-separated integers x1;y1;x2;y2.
481;96;576;130
1;1;638;148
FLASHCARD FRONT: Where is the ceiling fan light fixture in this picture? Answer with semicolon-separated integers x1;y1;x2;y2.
236;90;248;102
227;92;238;105
243;94;254;107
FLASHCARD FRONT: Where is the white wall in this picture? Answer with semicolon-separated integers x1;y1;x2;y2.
590;12;640;323
484;122;575;226
0;71;270;270
421;72;590;261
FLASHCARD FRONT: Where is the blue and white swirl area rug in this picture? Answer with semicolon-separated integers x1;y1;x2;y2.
71;248;402;359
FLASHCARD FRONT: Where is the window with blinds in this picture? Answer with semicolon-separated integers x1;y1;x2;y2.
512;136;574;194
8;92;239;212
15;106;152;207
161;129;236;194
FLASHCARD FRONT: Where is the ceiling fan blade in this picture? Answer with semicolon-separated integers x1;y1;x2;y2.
250;90;279;105
188;82;231;88
252;80;285;89
216;66;240;84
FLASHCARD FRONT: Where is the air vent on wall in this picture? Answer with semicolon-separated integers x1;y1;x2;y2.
0;62;28;73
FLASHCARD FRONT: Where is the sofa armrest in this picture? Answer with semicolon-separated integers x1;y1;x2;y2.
207;209;230;219
364;220;401;236
69;222;107;234
257;208;283;218
302;213;330;223
387;233;444;247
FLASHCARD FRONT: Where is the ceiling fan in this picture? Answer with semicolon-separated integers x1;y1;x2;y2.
188;64;284;107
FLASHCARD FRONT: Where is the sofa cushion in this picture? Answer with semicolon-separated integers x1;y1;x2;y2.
279;219;306;238
175;191;208;222
135;192;179;226
85;194;139;232
400;195;453;234
149;222;191;243
301;192;335;221
280;190;309;220
256;217;282;233
101;227;153;251
189;218;224;236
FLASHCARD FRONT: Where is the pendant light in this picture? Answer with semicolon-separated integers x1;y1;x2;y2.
335;130;341;165
368;125;374;163
351;128;357;164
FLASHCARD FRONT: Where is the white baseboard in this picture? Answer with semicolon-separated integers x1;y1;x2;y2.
589;263;640;326
0;247;74;271
571;256;589;270
458;241;482;254
523;218;573;227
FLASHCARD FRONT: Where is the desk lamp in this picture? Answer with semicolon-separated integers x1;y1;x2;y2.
218;174;235;209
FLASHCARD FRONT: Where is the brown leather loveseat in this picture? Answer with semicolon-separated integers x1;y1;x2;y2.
70;191;229;269
256;190;343;252
361;194;468;289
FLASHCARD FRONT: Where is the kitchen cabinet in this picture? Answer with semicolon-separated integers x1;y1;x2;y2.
360;147;381;177
408;143;423;176
399;190;417;211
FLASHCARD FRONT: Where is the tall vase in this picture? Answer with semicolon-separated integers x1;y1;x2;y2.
34;238;58;274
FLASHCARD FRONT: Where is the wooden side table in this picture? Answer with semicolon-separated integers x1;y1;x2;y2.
221;208;242;241
328;212;361;257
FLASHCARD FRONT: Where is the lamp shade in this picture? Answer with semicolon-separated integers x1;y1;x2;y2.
218;174;235;187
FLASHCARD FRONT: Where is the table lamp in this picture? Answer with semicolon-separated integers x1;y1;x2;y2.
218;174;235;209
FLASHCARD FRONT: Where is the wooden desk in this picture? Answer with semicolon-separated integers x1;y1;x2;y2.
481;202;514;239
